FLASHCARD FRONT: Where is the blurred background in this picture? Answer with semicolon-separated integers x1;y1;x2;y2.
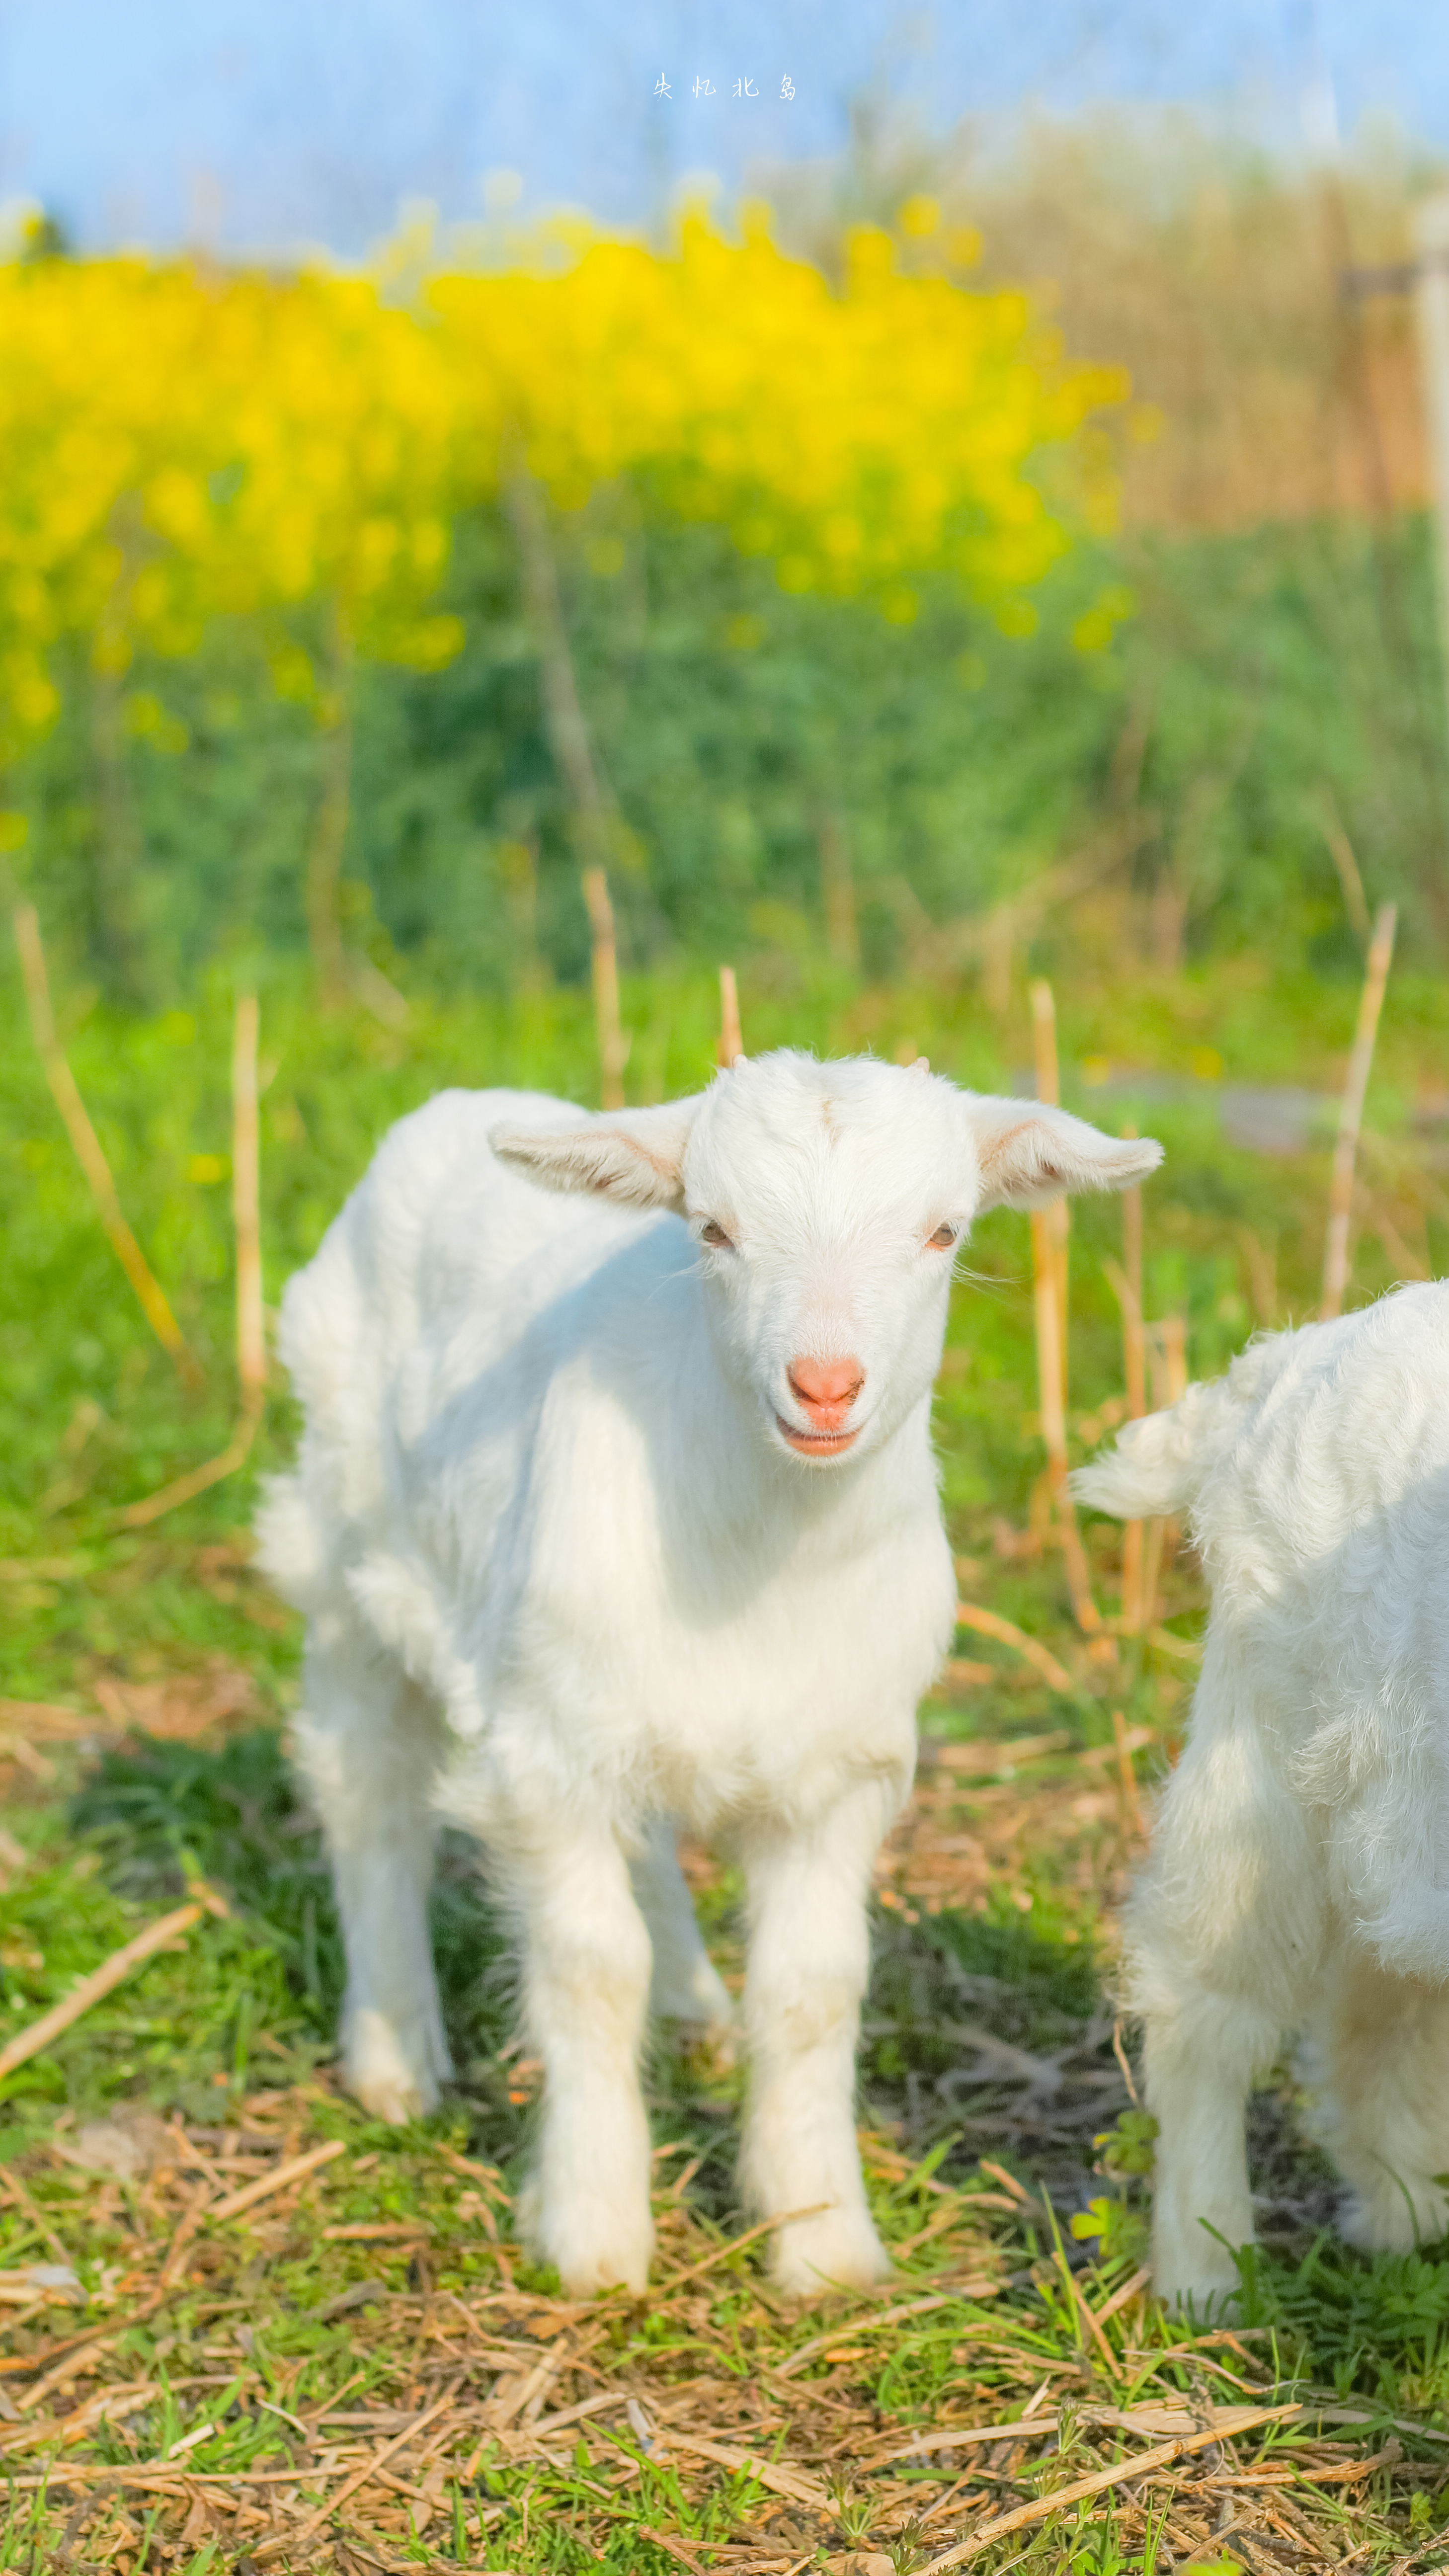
9;10;1449;2444
1;0;1449;1561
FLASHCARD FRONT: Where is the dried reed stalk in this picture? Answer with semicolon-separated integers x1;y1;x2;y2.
1321;901;1397;1319
1319;796;1372;951
955;1600;1075;1695
1115;1125;1147;1630
1112;1705;1147;1838
233;994;265;1408
12;904;201;1386
1028;979;1098;1631
920;2403;1302;2573
1135;1314;1189;1629
505;466;629;1109
817;810;860;969
581;865;628;1110
1029;980;1070;1370
1156;1314;1188;1407
717;965;743;1067
305;620;353;1010
205;2137;346;2225
255;2385;460;2561
0;1898;208;2083
122;992;266;1528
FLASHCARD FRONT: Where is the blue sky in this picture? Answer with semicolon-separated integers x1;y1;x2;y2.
0;1;1443;255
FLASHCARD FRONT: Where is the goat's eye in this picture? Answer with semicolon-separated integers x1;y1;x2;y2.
928;1222;959;1251
699;1219;733;1250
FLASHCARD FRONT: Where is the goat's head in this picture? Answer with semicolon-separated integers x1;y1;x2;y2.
492;1051;1162;1466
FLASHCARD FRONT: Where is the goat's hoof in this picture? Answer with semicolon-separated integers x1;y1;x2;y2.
672;2015;740;2076
519;2183;654;2296
651;1958;737;2031
769;2210;891;2297
1341;2186;1449;2254
1157;2266;1244;2320
344;2009;443;2126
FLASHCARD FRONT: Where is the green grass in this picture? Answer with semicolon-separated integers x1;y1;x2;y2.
4;963;1449;2567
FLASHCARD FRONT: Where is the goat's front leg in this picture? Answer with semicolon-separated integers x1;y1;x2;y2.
505;1813;655;2296
738;1778;896;2295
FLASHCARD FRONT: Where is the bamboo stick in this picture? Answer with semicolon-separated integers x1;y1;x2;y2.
581;865;628;1110
12;904;201;1386
121;992;267;1528
1321;900;1397;1319
717;965;743;1067
1026;979;1098;1632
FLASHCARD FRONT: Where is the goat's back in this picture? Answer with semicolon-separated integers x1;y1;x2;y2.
257;1086;673;1602
1182;1284;1449;1610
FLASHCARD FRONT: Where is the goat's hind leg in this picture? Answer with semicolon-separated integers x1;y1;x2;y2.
631;1817;735;2035
1136;1951;1281;2312
1309;1950;1449;2251
1129;1666;1322;2311
294;1615;452;2124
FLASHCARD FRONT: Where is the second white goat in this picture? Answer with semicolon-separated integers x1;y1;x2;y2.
259;1048;1159;2295
1075;1282;1449;2308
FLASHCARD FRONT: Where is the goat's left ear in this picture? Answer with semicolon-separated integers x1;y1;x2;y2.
965;1096;1163;1212
489;1098;703;1210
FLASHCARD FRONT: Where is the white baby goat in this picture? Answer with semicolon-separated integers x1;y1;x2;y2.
258;1048;1159;2297
1075;1281;1449;2309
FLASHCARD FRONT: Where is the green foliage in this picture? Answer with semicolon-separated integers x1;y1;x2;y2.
70;1727;519;2107
1097;2107;1160;2179
0;1840;297;2120
10;497;1449;1000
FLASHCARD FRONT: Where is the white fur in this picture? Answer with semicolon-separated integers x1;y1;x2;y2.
259;1049;1159;2295
1073;1283;1449;2307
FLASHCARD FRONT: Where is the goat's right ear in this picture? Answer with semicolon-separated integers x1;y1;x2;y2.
489;1099;702;1211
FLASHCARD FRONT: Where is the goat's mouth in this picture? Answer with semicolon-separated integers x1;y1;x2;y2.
773;1413;861;1459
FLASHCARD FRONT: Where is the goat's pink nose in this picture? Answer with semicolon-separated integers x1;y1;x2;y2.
788;1355;866;1423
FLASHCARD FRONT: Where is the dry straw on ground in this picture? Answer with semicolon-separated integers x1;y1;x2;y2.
0;2071;1440;2574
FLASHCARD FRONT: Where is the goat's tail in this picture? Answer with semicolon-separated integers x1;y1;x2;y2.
1070;1377;1230;1521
